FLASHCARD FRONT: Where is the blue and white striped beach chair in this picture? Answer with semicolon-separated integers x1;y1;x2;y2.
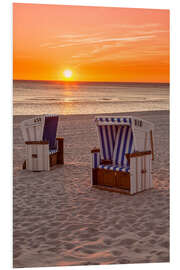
91;116;154;195
21;114;64;171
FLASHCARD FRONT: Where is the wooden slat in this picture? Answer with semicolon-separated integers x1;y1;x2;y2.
137;156;141;192
57;137;64;164
91;148;100;153
135;157;138;193
29;125;35;141
143;155;146;190
141;156;144;190
126;150;152;158
32;145;37;171
27;144;32;170
144;131;147;151
130;157;136;194
146;154;150;189
150;130;154;160
149;156;153;188
37;144;43;170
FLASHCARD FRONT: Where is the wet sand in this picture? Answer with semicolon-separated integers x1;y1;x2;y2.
13;110;169;267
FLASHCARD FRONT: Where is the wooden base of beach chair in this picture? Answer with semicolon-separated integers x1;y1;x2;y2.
92;168;131;194
23;150;64;170
56;138;64;165
49;151;64;167
49;153;58;167
49;138;64;167
22;137;64;171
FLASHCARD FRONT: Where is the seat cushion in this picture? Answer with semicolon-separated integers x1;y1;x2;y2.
98;164;130;173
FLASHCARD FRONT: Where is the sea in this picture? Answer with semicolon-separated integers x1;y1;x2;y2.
13;80;169;115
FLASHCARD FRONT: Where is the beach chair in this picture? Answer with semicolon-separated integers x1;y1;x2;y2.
91;116;154;195
20;114;64;171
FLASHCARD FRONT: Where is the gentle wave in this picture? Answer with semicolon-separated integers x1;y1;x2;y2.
13;80;169;115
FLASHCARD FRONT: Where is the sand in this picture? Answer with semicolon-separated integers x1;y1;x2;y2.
13;110;169;268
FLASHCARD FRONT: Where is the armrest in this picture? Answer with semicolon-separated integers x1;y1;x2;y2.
126;151;152;167
126;150;152;160
91;148;100;153
91;148;100;169
25;141;48;144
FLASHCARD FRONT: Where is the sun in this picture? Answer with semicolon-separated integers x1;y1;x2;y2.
63;69;72;79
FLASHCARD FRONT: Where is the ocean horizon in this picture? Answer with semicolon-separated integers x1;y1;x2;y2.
13;79;169;85
13;80;169;115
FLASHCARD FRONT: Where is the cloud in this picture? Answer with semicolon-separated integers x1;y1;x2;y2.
132;30;169;35
40;21;169;50
69;35;156;59
55;32;105;39
39;23;169;66
40;34;156;49
106;23;162;29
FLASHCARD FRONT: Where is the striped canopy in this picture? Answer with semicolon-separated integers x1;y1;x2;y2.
95;116;135;166
113;125;134;166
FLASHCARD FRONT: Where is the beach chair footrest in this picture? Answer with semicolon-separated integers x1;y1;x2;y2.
92;168;130;191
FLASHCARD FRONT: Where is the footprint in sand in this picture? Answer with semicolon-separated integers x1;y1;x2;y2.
137;231;151;238
119;238;137;246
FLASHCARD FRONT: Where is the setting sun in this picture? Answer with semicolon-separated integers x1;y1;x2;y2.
63;69;72;79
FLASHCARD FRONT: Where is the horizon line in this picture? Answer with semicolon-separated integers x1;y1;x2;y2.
13;79;170;84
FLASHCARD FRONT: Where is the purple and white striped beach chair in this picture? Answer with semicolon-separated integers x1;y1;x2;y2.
21;114;64;171
91;116;154;195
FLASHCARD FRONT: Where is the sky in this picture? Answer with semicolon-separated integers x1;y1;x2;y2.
13;3;169;82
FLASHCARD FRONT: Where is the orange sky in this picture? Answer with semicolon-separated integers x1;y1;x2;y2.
13;3;169;82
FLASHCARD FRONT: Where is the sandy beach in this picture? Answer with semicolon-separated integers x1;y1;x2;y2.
13;110;169;268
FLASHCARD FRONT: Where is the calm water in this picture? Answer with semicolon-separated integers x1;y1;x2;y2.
13;80;169;115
